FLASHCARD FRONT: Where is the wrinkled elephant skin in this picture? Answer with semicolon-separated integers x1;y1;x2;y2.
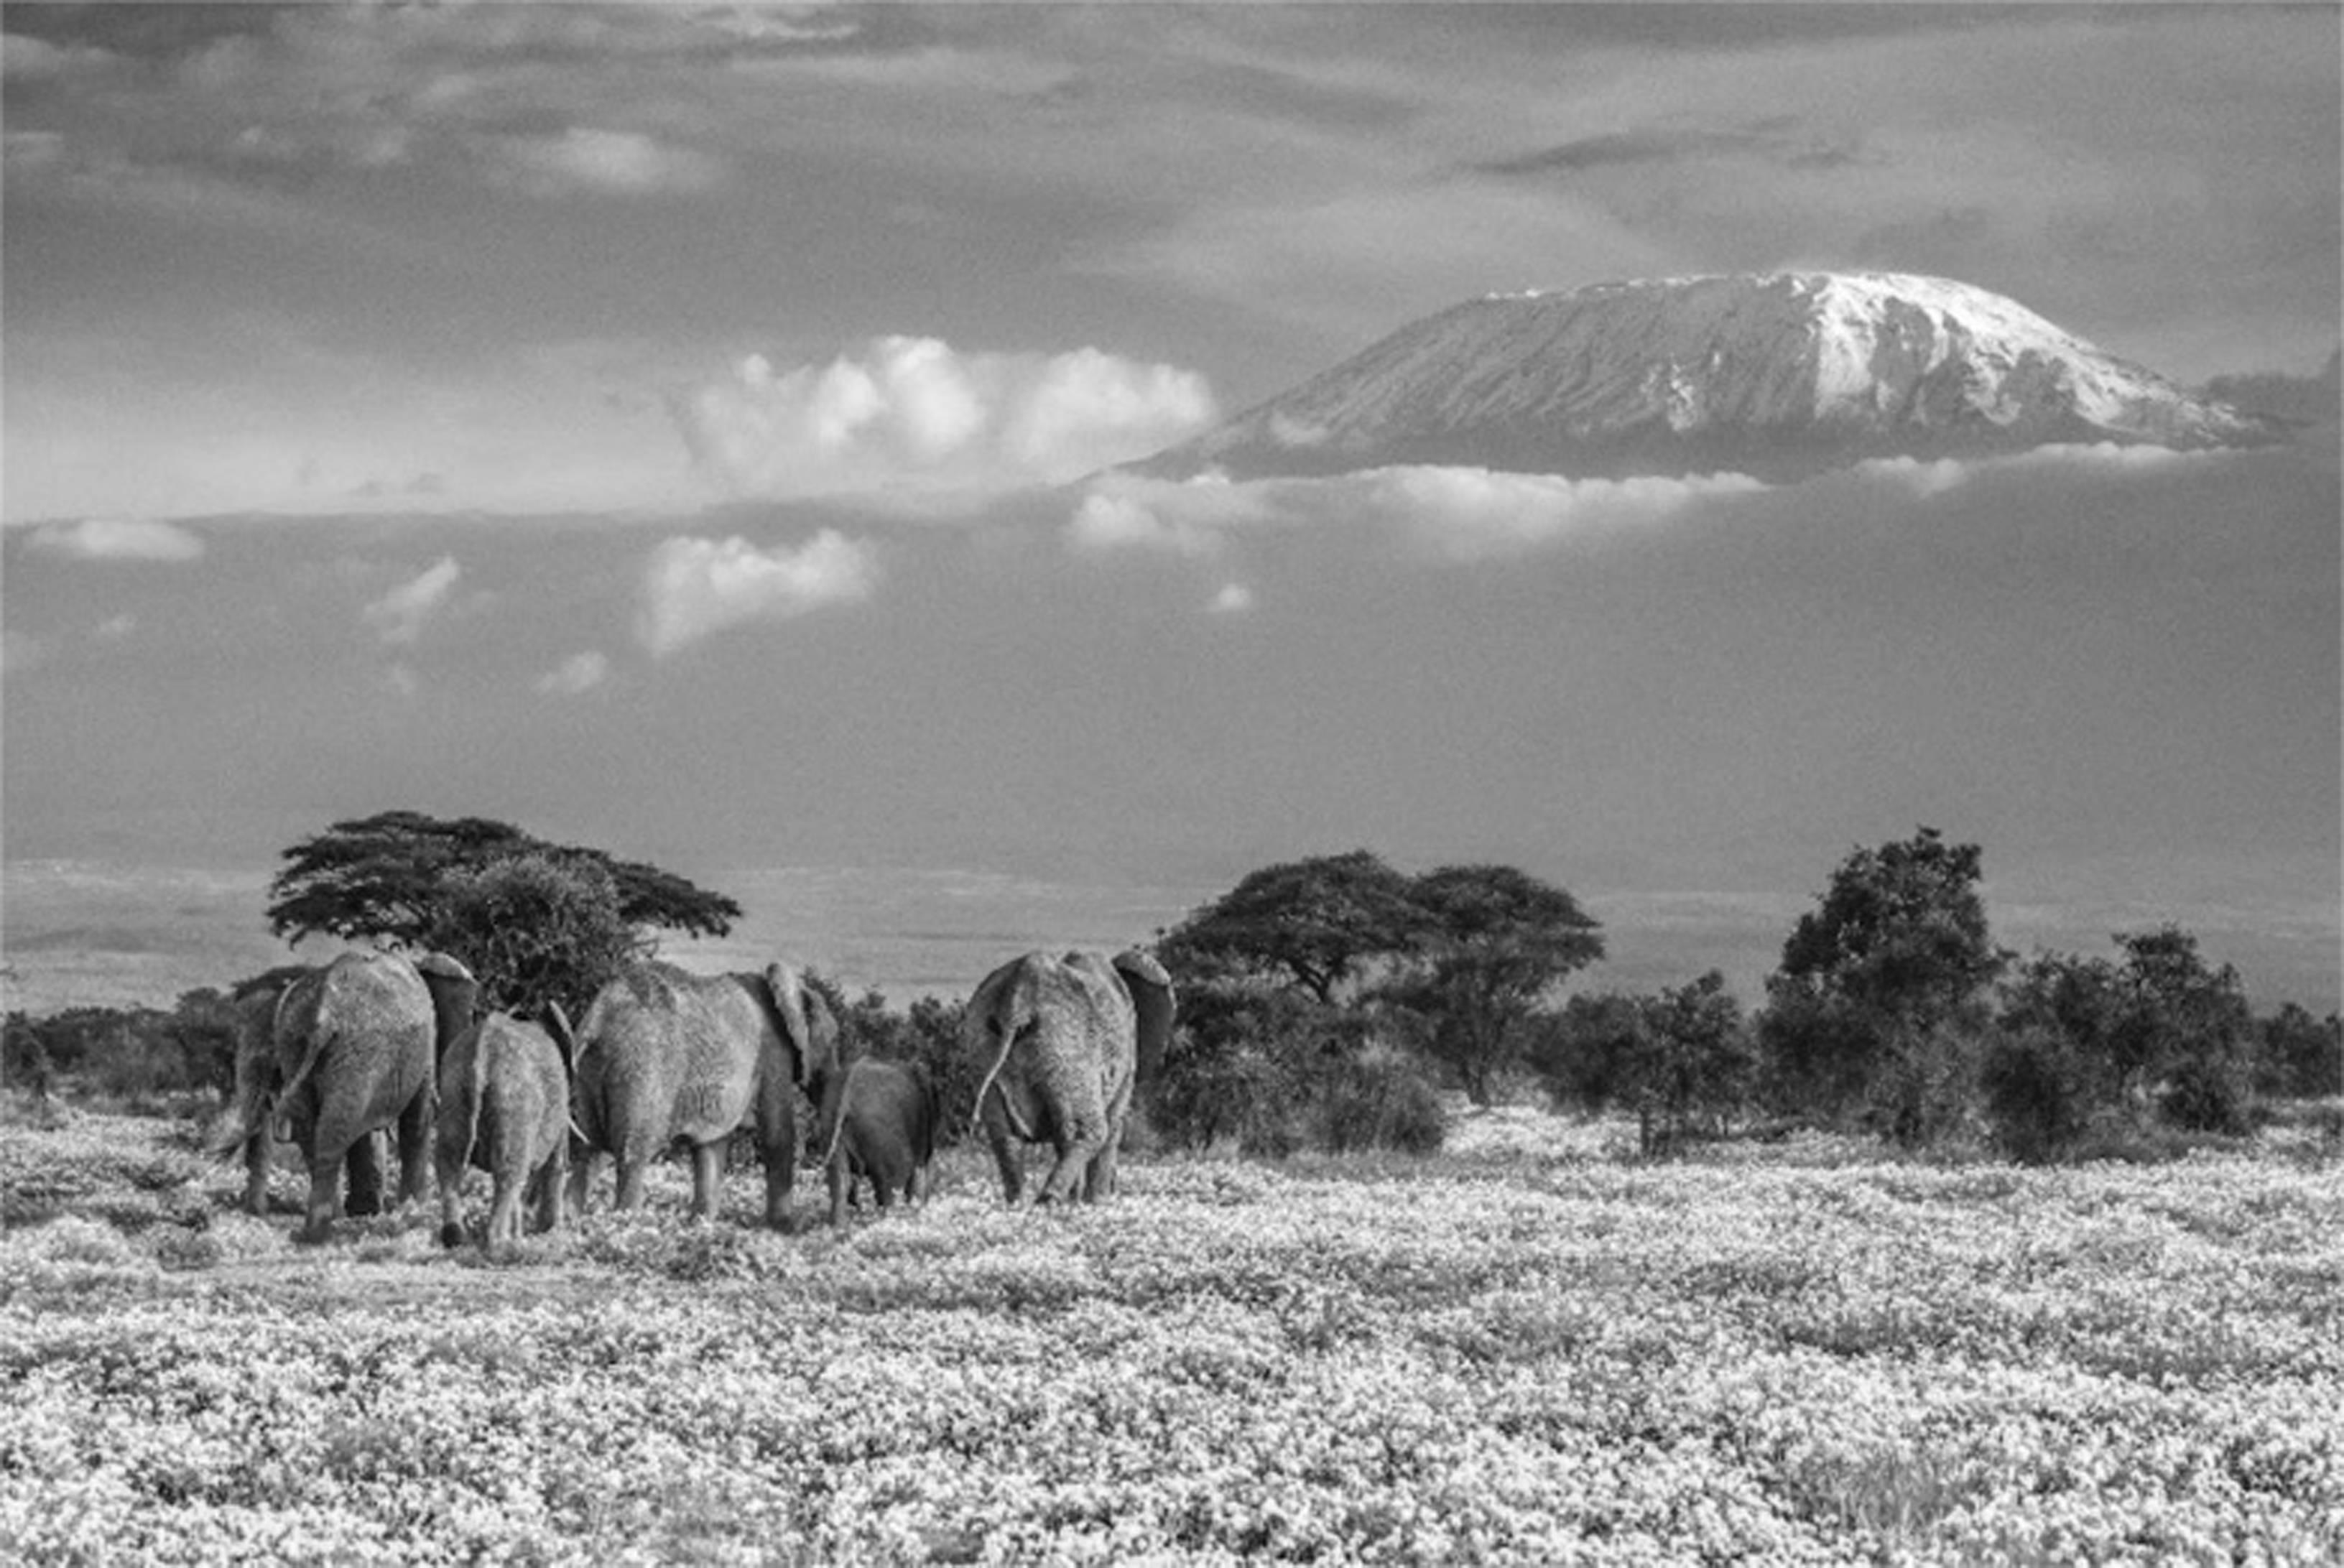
267;950;478;1243
814;1059;938;1231
437;1005;575;1252
568;961;838;1229
963;949;1174;1206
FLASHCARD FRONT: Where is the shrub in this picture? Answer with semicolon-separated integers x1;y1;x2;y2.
1979;1027;2093;1164
1316;1043;1445;1154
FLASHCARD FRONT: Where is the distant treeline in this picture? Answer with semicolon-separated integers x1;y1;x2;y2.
5;818;2338;1166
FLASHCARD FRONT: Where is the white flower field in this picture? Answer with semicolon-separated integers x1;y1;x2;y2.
3;1105;2338;1565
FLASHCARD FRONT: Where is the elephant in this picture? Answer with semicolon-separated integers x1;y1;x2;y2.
212;954;475;1234
962;948;1174;1206
437;1003;576;1252
216;965;315;1217
812;1058;937;1231
567;961;840;1229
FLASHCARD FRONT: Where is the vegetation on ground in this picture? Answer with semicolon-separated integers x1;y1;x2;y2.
2;1100;2337;1564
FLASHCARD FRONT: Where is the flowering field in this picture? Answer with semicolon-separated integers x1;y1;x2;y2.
4;1105;2339;1565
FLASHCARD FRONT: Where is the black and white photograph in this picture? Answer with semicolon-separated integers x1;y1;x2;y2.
3;4;2338;1561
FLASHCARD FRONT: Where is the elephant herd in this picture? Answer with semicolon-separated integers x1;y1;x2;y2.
210;947;1175;1248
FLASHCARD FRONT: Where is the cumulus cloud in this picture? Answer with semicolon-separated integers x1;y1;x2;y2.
1069;465;1767;563
27;517;206;562
636;531;877;657
362;556;461;646
491;127;721;196
536;651;611;696
1207;583;1256;615
674;337;1217;498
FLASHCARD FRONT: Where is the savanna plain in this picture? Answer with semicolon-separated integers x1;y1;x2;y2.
4;1100;2339;1567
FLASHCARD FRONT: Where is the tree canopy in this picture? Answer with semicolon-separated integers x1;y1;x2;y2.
1157;850;1427;1004
267;811;740;952
1159;852;1604;1109
1776;825;2002;1026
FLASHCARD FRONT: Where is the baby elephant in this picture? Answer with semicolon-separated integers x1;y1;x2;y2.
815;1059;938;1231
437;1003;575;1251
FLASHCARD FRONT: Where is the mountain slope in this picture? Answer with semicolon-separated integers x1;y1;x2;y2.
1129;272;2275;481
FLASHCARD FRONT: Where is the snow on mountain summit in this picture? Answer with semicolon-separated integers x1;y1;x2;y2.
1128;272;2274;481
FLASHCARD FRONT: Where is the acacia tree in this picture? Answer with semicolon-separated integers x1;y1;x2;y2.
1760;826;2004;1137
1381;864;1604;1106
267;811;739;952
266;812;740;1015
1156;850;1425;1005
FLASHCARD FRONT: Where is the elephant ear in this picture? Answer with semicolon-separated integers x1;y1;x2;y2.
1112;949;1176;1087
415;952;481;1060
762;963;838;1089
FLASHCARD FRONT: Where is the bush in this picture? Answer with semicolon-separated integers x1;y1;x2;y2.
1979;1028;2092;1164
2161;1054;2253;1135
1316;1044;1445;1154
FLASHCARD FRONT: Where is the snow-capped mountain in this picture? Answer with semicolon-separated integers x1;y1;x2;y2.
1129;272;2276;481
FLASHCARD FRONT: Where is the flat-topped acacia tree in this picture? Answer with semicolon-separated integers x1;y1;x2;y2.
265;811;742;1016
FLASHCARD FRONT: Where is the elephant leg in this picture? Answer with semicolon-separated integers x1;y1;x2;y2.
1084;1117;1125;1203
343;1134;384;1218
567;1151;599;1218
689;1140;726;1221
437;1154;469;1249
298;1143;345;1244
487;1172;524;1250
983;1115;1025;1206
614;1155;650;1211
241;1131;272;1216
757;1090;797;1232
536;1149;567;1234
828;1159;849;1232
395;1093;434;1210
1038;1119;1106;1207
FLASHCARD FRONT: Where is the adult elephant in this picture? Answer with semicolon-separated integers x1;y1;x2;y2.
963;949;1174;1206
568;961;839;1229
215;950;477;1243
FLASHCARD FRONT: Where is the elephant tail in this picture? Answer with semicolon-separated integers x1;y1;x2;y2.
969;1016;1038;1144
270;996;333;1146
454;1026;490;1179
816;1059;863;1172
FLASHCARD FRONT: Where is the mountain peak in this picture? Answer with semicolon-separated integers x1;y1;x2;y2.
1129;271;2276;482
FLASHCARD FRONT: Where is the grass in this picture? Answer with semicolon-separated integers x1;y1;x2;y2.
1;1094;2339;1564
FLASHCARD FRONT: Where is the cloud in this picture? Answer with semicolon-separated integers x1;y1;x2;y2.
1071;465;1768;563
673;337;1217;498
536;651;610;696
362;555;461;645
384;662;420;699
26;517;206;562
636;531;877;657
1066;490;1223;558
489;127;721;197
1845;441;2253;500
1207;583;1256;615
94;615;137;640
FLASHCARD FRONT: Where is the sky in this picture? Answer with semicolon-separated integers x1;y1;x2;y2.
3;3;2339;1013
